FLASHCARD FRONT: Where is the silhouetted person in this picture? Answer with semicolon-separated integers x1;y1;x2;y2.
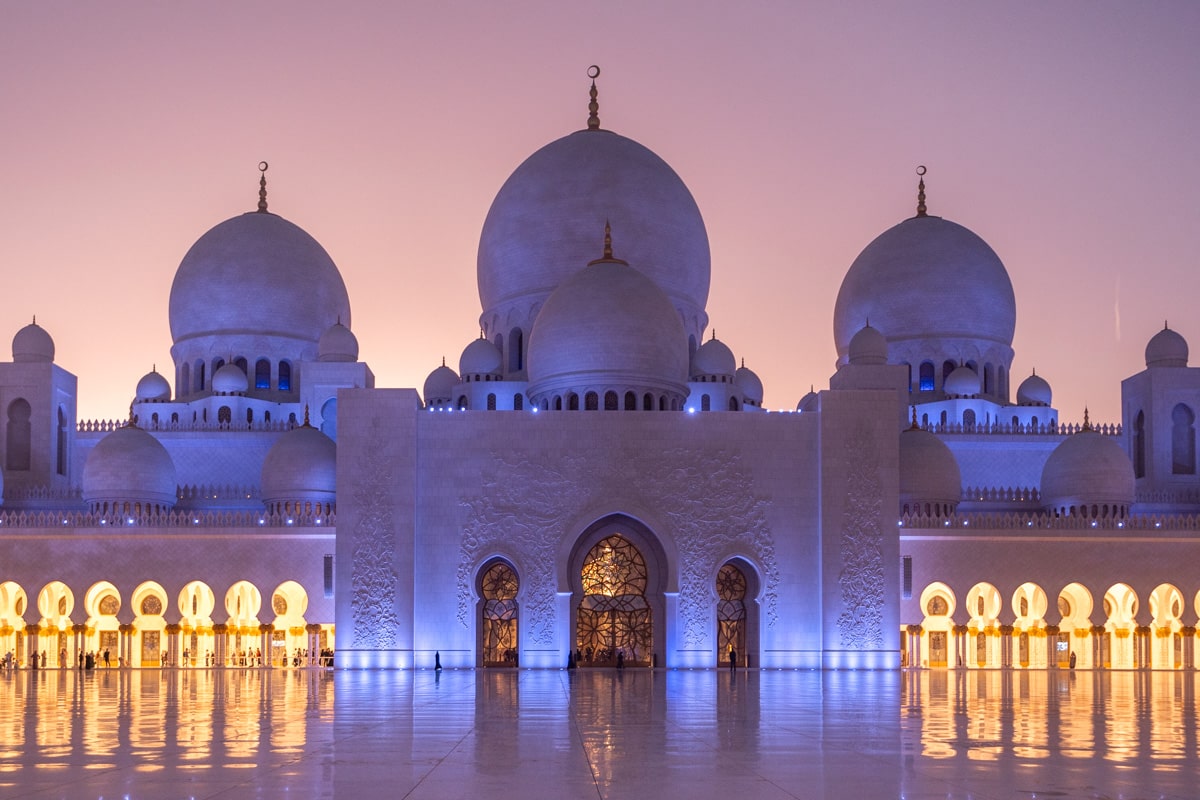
729;647;737;671
1069;651;1076;669
435;651;442;671
616;650;624;670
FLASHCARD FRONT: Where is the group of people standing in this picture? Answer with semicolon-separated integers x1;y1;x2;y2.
1;648;113;670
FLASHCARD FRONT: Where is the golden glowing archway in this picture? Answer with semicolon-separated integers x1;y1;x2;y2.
1057;582;1094;668
132;581;168;667
1103;583;1138;669
479;561;519;667
271;580;309;665
918;582;955;668
1011;582;1048;668
965;582;1002;668
1149;583;1184;669
577;534;651;666
178;581;216;666
83;581;121;664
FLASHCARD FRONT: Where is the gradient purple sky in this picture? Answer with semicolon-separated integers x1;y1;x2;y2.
3;3;1198;423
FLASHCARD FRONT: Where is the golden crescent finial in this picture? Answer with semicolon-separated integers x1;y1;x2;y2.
587;66;601;130
257;161;269;213
915;165;927;217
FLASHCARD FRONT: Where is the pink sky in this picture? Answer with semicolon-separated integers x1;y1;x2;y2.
2;3;1198;423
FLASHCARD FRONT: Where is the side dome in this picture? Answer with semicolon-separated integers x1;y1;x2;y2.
899;427;962;515
478;129;710;341
1016;370;1052;406
423;362;459;406
459;337;502;377
943;365;981;397
736;363;764;406
692;337;736;378
82;425;178;511
318;321;359;362
834;215;1016;367
847;324;888;365
261;424;337;513
12;320;54;363
526;247;689;406
1040;427;1134;517
797;387;817;412
135;369;171;402
1145;325;1188;368
169;212;351;351
211;363;248;394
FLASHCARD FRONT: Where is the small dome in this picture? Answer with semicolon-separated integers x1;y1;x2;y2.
261;424;337;510
318;321;359;362
797;388;818;412
736;363;764;405
12;320;54;363
135;369;171;402
82;425;178;510
1041;429;1134;516
211;363;249;394
527;254;689;403
847;324;888;365
1016;371;1052;406
459;337;502;377
1145;326;1188;368
423;363;459;405
692;337;736;378
943;365;981;397
899;427;962;513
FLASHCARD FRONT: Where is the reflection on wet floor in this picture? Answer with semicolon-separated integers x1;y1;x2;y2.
0;667;1197;799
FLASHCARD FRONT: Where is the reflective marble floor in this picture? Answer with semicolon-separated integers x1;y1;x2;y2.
1;667;1198;799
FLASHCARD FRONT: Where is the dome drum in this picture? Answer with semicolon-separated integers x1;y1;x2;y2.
82;425;178;513
527;379;690;412
1040;430;1135;519
171;335;310;399
261;425;337;515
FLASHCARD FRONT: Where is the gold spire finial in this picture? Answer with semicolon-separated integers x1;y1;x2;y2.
442;356;446;367
1082;407;1091;431
711;329;717;341
587;65;601;130
31;315;36;325
603;219;612;259
257;161;269;213
915;165;927;217
303;404;311;427
910;406;920;430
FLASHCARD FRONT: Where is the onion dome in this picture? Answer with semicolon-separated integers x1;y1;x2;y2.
260;421;336;512
899;425;962;515
1016;370;1052;406
526;226;689;406
317;321;359;362
797;385;818;412
135;368;171;402
692;335;736;378
943;365;981;397
211;363;249;394
735;360;764;406
1145;324;1188;368
423;360;459;406
459;337;502;377
477;86;710;343
82;424;178;511
847;323;888;365
1040;414;1134;517
12;319;54;363
833;174;1015;370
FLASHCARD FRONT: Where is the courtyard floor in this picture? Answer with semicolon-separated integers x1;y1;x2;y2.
0;666;1196;799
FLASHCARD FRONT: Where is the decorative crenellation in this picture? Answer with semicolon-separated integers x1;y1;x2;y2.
78;418;298;434
920;420;1122;437
960;486;1041;503
458;446;779;648
836;426;885;649
350;417;400;648
0;508;334;529
900;511;1200;531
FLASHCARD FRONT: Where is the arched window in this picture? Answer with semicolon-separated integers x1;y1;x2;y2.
701;394;711;411
624;391;636;410
603;391;618;410
554;396;563;411
1134;410;1146;478
643;393;653;411
942;360;956;388
919;362;935;392
513;394;523;411
457;395;468;410
585;392;598;411
486;393;497;411
195;360;206;391
963;409;976;428
717;563;747;667
1173;404;1195;474
218;406;232;425
321;398;337;439
278;361;292;392
508;327;524;372
577;535;651;667
234;356;248;375
568;393;579;411
5;399;31;471
480;561;519;667
255;359;271;390
983;363;994;394
997;365;1007;400
56;406;67;476
181;362;191;396
213;358;225;375
729;397;740;411
246;408;254;424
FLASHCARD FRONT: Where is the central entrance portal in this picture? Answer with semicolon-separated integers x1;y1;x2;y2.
576;534;652;667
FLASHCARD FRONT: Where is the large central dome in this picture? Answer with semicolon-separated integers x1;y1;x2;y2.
169;212;351;348
477;129;710;339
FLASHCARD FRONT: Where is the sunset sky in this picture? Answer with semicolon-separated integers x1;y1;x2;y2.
2;3;1198;423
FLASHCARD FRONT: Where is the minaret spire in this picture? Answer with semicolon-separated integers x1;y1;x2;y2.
915;165;927;217
587;65;601;130
589;220;627;266
257;161;269;213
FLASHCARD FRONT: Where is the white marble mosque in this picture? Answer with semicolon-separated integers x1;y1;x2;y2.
1;72;1199;674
